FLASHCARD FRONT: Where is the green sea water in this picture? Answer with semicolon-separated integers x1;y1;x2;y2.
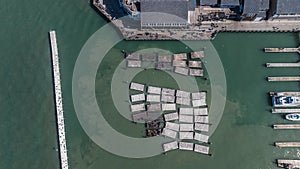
1;0;300;168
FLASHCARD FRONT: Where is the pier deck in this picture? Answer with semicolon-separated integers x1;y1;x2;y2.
49;30;69;169
270;92;300;96
266;63;300;67
272;108;300;113
267;77;300;82
277;159;300;169
273;124;300;129
264;47;300;53
275;142;300;147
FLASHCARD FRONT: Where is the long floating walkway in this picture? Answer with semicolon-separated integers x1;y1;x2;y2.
270;92;300;96
272;108;300;113
273;124;300;129
275;142;300;148
267;77;300;82
49;30;69;169
264;47;300;53
266;63;300;67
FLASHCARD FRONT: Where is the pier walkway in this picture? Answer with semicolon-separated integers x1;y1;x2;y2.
273;124;300;129
275;142;300;147
268;77;300;82
270;92;300;96
272;108;300;113
266;63;300;67
264;46;300;53
49;30;69;169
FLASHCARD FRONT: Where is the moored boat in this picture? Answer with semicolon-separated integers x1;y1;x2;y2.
286;113;300;121
272;96;300;107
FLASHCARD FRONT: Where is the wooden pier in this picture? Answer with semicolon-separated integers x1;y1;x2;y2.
264;46;300;53
49;30;69;169
266;63;300;67
273;124;300;129
268;77;300;82
272;108;300;113
275;142;300;147
277;159;300;169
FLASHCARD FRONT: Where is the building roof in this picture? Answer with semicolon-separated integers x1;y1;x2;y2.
200;0;218;6
243;0;269;15
276;0;300;15
221;0;239;6
141;0;193;25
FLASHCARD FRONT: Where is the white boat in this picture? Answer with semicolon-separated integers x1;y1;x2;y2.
272;96;300;107
286;113;300;121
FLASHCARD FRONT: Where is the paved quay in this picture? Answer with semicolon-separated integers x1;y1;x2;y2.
49;30;69;169
93;0;300;40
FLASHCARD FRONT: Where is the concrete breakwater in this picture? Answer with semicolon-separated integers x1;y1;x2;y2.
49;30;69;169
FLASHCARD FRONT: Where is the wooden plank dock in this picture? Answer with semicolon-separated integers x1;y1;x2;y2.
277;159;300;169
275;142;300;147
268;77;300;82
266;63;300;67
272;108;300;113
264;47;300;53
273;124;300;129
49;30;69;169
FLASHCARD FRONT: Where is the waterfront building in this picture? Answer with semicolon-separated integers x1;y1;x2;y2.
275;0;300;16
220;0;240;8
242;0;269;21
200;0;218;6
140;0;195;28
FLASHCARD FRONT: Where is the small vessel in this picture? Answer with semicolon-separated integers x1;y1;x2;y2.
286;113;300;121
272;96;300;107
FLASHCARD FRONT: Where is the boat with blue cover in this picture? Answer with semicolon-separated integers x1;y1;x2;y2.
272;96;300;107
286;113;300;121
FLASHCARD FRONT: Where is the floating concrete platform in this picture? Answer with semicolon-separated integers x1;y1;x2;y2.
273;124;300;129
275;142;300;147
264;47;300;53
266;62;300;67
272;108;300;113
268;77;300;82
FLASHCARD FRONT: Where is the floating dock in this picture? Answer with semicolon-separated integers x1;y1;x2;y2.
275;142;300;147
266;63;300;67
49;30;69;169
273;124;300;129
267;77;300;82
270;92;300;97
277;159;300;169
272;108;300;113
264;47;300;53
